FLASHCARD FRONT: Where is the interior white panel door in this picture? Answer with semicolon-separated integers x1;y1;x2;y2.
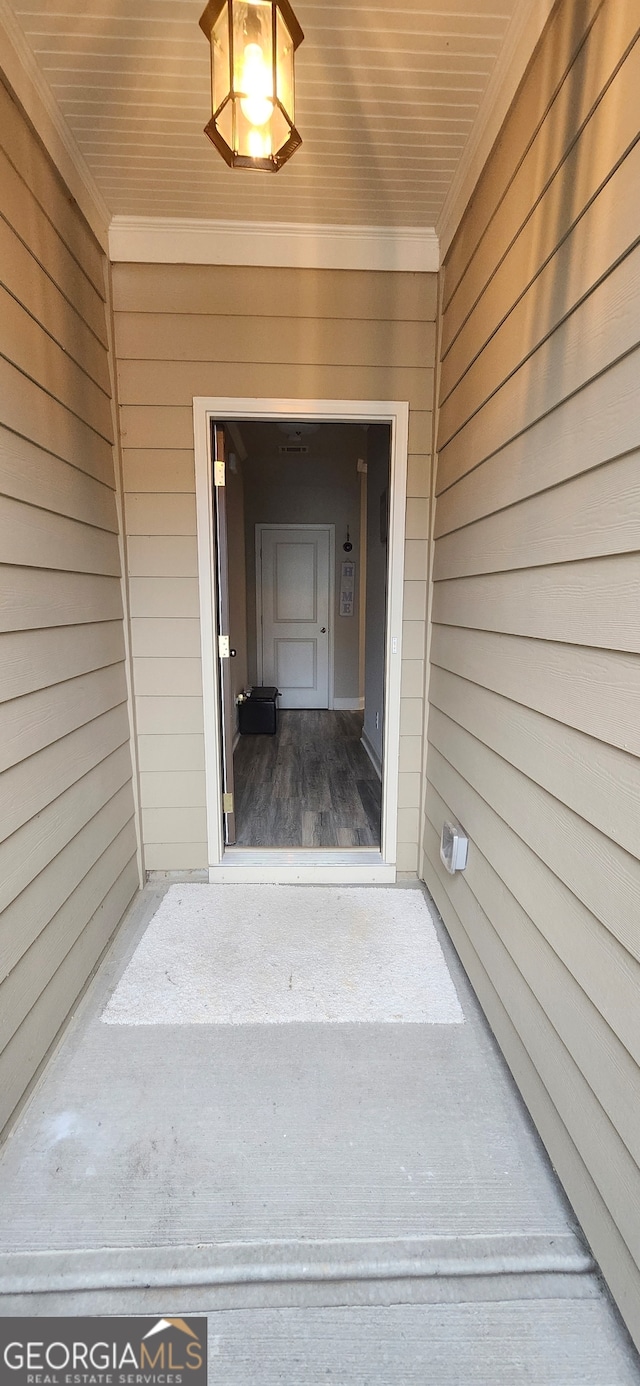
260;527;330;709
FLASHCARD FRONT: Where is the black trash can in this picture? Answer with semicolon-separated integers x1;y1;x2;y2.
238;686;279;735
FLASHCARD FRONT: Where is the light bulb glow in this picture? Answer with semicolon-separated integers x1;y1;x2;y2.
239;41;273;127
247;127;272;158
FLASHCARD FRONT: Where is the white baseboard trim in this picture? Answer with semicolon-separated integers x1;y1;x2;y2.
361;729;383;780
333;697;365;711
232;729;240;753
108;216;439;273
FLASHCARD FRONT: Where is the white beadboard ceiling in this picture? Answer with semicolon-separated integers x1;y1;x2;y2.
6;0;520;228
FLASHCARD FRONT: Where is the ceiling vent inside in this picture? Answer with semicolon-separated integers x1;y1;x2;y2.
279;444;309;455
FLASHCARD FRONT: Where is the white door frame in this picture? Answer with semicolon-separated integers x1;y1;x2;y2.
193;397;409;885
256;523;335;709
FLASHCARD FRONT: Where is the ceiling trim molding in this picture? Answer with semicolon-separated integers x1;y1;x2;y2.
0;0;110;250
109;216;440;273
436;0;558;262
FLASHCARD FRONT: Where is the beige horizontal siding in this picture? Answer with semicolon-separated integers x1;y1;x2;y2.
0;622;127;701
425;775;640;1070
429;711;640;966
0;705;130;844
0;745;133;915
111;263;438;322
425;786;640;1183
115;262;437;870
0;426;118;531
133;658;202;698
125;493;196;534
431;625;640;759
122;448;195;493
135;696;205;736
0;495;121;575
0;147;107;346
117;360;434;413
441;103;640;404
126;536;198;579
444;0;603;306
434;453;640;579
0;567;124;632
0;80;104;295
0;822;135;1058
0;89;137;1140
0;783;134;984
1;662;127;776
423;1;640;1351
423;814;640;1338
130;618;201;659
137;734;205;774
0;284;113;439
438;251;640;488
433;553;640;651
435;349;639;536
443;0;639;327
0;355;114;485
429;668;640;857
0;858;138;1136
0;219;110;392
115;313;435;370
143;844;208;872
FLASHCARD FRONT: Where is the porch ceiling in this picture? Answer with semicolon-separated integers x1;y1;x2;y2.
4;0;518;228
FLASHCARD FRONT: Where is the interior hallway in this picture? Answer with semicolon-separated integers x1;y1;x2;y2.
0;881;637;1384
234;710;382;847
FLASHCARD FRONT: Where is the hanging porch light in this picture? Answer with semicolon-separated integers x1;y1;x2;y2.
199;0;304;171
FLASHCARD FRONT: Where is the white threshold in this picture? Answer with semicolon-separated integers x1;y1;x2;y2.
209;848;395;885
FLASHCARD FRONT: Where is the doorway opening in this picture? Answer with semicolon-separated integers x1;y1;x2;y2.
215;419;389;850
193;398;409;884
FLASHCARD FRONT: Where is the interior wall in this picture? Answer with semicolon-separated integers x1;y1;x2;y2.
225;449;249;716
242;426;362;703
422;0;640;1347
0;81;138;1138
362;424;391;769
113;263;436;873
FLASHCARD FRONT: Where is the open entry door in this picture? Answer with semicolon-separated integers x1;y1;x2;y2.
212;423;237;845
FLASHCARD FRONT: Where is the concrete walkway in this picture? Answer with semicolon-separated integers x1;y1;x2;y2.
0;882;638;1384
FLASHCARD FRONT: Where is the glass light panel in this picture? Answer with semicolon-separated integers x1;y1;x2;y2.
233;2;274;127
270;103;290;158
217;97;234;152
234;99;274;159
276;8;294;119
212;1;230;114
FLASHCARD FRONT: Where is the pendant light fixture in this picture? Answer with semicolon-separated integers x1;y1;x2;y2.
199;0;304;171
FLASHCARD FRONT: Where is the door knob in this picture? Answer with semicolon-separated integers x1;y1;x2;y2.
230;648;237;656
320;627;326;633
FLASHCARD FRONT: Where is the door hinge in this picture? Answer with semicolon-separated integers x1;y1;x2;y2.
223;792;234;813
218;634;230;658
214;458;226;487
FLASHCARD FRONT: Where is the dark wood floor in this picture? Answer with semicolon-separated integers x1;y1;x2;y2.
233;710;381;848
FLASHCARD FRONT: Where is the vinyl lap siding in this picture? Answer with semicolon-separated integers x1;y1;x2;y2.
0;82;138;1137
422;0;640;1349
112;263;437;872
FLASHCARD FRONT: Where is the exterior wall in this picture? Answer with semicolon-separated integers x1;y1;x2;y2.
0;81;138;1137
113;263;436;874
422;0;640;1348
